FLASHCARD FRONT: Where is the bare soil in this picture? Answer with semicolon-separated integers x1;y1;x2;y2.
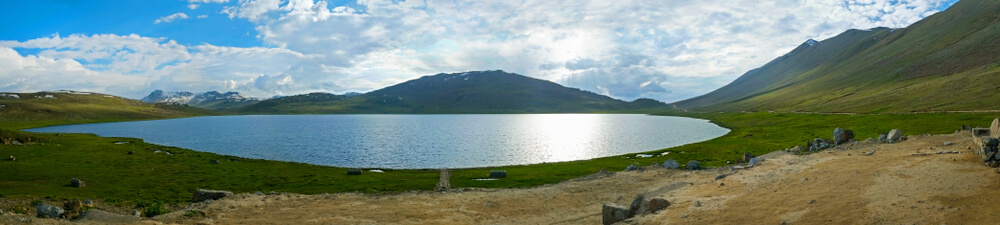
5;132;999;224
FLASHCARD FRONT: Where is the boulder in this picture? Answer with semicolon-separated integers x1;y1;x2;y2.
602;203;629;225
489;170;507;178
742;153;755;162
646;198;670;214
209;159;221;164
662;159;680;169
686;160;701;170
36;204;64;218
809;138;833;151
887;129;904;143
833;128;855;145
625;164;640;171
789;146;802;153
974;128;991;137
191;189;232;203
627;194;647;218
71;178;85;188
347;169;362;175
993;118;1000;138
748;157;760;167
76;209;142;224
878;133;888;142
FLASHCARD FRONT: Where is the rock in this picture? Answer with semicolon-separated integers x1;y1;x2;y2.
71;178;85;188
127;151;135;155
76;209;142;224
83;199;94;207
489;170;507;178
8;155;14;161
191;189;232;203
602;203;629;225
833;128;855;145
347;169;362;175
887;129;904;143
646;198;670;214
256;191;264;195
662;159;680;169
627;194;647;218
809;138;833;151
686;160;701;170
974;128;991;137
715;174;728;180
625;164;640;171
132;209;142;217
748;157;760;167
993;118;1000;138
789;146;802;153
963;125;972;131
945;142;953;146
209;159;221;164
36;204;64;218
878;133;888;142
742;153;755;162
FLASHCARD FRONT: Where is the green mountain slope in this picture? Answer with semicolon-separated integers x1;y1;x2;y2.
674;0;1000;113
0;91;213;129
233;70;668;114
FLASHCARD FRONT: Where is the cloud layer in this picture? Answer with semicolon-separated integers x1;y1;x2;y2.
0;0;955;102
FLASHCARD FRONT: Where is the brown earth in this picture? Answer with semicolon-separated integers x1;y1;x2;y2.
4;132;1000;224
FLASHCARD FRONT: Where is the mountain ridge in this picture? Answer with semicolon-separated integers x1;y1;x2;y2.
141;90;259;110
674;0;1000;113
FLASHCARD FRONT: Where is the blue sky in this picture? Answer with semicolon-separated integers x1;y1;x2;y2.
0;0;960;102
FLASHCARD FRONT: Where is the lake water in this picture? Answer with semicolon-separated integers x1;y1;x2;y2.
25;114;728;169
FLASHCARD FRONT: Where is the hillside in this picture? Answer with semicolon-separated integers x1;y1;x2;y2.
233;70;668;114
674;0;1000;113
0;90;212;129
141;90;259;110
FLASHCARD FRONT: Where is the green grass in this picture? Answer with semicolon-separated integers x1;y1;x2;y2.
4;110;997;204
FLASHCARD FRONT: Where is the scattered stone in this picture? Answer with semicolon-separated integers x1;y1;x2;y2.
36;204;64;218
715;174;728;180
625;164;640;171
748;157;760;167
83;199;94;207
974;128;991;137
256;191;264;195
209;159;221;164
865;150;876;156
347;169;362;175
71;178;85;188
191;189;232;203
809;138;833;151
887;129;904;143
945;142;953;146
962;125;972;131
782;220;788;225
127;151;135;155
993;118;1000;138
789;146;802;153
627;194;646;218
801;177;808;181
662;159;680;169
833;127;855;145
686;160;701;170
742;152;755;162
878;133;888;142
8;155;14;161
694;201;702;207
602;203;629;225
646;198;670;214
809;199;816;204
76;209;142;224
489;170;507;178
719;182;725;186
132;209;142;217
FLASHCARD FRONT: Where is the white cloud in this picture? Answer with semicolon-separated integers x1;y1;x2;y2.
197;15;209;19
154;12;189;24
0;0;957;102
188;4;199;10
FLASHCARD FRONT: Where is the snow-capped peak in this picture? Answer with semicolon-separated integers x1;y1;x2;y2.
805;39;818;46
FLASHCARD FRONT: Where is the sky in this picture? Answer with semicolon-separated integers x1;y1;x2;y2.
0;0;959;103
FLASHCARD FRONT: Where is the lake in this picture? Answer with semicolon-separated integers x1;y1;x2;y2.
25;114;729;169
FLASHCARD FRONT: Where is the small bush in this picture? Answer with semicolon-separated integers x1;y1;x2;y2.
142;202;171;217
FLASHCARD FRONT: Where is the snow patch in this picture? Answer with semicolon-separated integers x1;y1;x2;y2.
805;39;818;46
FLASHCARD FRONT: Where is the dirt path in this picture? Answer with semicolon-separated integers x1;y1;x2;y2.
6;132;999;224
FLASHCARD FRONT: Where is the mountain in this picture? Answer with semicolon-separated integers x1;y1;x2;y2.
142;90;259;110
674;0;1000;113
0;91;211;127
232;70;668;114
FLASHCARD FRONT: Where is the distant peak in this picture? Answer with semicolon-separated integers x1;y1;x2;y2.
805;39;818;46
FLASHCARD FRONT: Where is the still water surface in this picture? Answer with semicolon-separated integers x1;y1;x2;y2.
27;114;728;169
